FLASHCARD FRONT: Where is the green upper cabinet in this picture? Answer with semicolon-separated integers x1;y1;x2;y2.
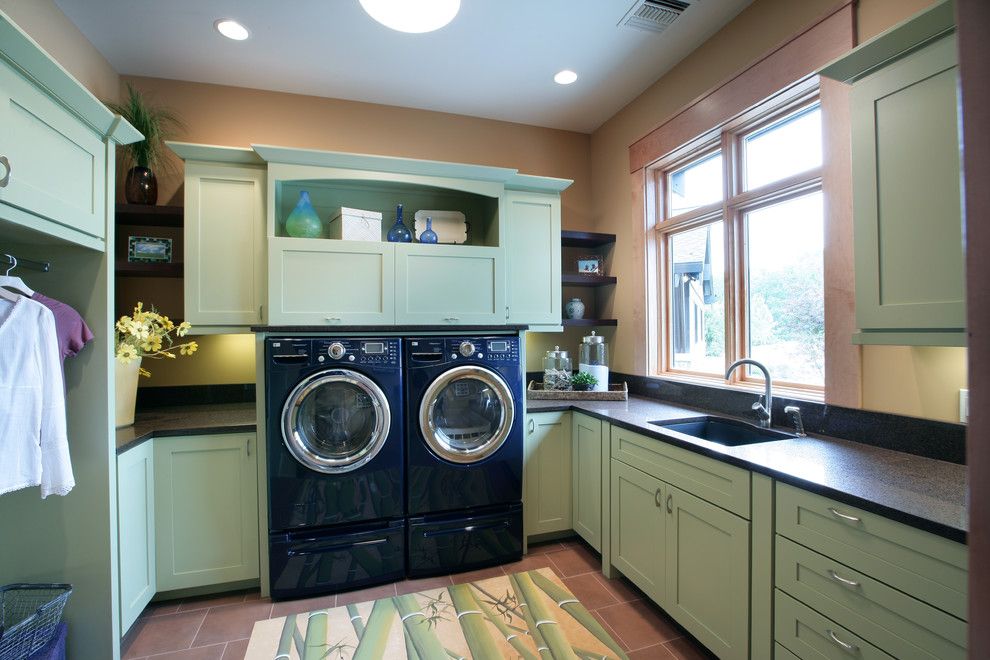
821;0;964;346
524;412;573;537
505;191;561;329
181;159;267;329
154;433;259;592
571;412;603;551
117;441;155;635
394;243;504;325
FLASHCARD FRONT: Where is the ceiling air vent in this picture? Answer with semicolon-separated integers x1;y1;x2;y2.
619;0;691;33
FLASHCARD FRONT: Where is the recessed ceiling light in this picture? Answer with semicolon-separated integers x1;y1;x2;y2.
359;0;460;33
214;19;250;41
554;70;578;85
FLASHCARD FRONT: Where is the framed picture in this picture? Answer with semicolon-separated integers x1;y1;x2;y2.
128;236;172;263
577;255;603;275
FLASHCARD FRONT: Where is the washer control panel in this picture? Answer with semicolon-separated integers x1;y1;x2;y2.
407;337;519;364
312;338;400;366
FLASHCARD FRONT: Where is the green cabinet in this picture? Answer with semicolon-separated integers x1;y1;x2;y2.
117;442;155;634
822;1;964;345
154;433;260;592
610;459;665;601
183;161;267;328
571;412;602;551
505;191;561;329
524;412;572;537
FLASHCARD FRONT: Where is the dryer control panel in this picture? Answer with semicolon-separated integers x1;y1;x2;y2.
313;338;400;366
407;336;519;365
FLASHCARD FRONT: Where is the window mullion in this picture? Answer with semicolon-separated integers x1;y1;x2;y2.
720;130;737;380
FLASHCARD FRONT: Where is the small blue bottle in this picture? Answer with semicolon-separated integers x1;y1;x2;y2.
386;204;412;243
419;217;439;244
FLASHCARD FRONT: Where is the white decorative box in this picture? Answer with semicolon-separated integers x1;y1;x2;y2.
414;210;467;244
328;207;382;241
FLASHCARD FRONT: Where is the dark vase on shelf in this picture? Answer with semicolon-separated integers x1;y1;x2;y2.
386;204;412;243
124;166;158;205
419;217;439;244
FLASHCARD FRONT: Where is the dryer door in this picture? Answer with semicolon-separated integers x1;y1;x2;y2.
282;369;391;474
419;365;515;464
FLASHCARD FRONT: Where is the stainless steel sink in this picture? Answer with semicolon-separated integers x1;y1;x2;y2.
650;416;795;446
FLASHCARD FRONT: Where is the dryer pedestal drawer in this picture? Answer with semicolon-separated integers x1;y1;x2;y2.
408;504;523;578
269;519;405;600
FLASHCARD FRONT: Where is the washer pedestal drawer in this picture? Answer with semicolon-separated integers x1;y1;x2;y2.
408;503;523;578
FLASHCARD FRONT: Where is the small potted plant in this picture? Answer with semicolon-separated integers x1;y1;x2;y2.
571;371;599;392
104;83;184;205
114;303;198;427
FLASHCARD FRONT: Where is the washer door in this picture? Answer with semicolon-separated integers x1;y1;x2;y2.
419;365;515;464
282;369;391;474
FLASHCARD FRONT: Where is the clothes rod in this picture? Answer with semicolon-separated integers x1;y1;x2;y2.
2;252;51;273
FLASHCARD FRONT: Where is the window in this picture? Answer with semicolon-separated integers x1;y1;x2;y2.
653;97;824;390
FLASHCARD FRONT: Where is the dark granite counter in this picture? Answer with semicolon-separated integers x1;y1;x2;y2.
115;403;257;454
527;397;968;543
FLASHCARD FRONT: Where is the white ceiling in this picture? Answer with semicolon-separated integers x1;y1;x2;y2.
55;0;752;134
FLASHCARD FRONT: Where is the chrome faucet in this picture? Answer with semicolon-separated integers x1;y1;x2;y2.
725;359;772;428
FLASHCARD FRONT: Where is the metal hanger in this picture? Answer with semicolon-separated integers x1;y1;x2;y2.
0;254;34;297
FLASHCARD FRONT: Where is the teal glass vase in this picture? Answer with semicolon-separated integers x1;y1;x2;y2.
387;204;412;243
285;190;322;238
419;217;439;244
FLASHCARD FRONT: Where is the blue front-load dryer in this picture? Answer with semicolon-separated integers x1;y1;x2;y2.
405;336;524;577
265;337;404;599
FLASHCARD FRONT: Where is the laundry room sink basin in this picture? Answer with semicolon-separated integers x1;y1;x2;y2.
650;416;795;446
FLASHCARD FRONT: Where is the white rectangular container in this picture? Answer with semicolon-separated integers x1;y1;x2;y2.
328;207;383;241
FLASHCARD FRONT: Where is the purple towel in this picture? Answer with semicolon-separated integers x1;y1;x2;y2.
26;622;66;660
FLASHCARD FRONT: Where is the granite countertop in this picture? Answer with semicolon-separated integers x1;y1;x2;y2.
115;402;257;454
527;396;968;542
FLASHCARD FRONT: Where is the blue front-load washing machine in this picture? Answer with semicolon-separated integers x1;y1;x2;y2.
265;337;404;600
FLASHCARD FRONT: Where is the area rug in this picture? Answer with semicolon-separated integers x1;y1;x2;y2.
245;568;628;659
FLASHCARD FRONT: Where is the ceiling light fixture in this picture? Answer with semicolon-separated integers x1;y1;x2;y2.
359;0;460;34
214;19;250;41
554;70;578;85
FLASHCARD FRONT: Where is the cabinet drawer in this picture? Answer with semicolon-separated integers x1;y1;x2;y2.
611;426;750;518
775;590;893;660
775;643;802;660
775;536;966;660
776;482;966;619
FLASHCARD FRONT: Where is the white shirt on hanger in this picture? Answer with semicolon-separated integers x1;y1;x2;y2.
0;295;74;497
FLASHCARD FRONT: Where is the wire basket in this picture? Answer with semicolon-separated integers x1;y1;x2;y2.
0;584;72;660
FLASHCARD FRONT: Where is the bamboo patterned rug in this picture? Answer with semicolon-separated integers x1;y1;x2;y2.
245;568;628;659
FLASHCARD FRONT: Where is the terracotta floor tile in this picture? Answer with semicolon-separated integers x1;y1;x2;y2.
527;540;568;554
122;611;208;659
561;573;619;610
594;573;644;604
221;639;250;660
394;574;453;596
629;643;678;659
241;591;262;602
191;601;274;647
665;636;717;659
500;552;558;575
270;594;335;619
141;644;226;660
177;592;246;612
596;600;682;651
334;582;398;607
546;544;601;577
591;610;629;651
450;565;505;584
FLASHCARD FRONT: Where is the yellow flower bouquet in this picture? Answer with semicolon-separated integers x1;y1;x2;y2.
114;302;198;377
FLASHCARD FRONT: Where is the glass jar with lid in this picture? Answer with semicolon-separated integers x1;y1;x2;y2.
543;346;572;390
578;331;609;392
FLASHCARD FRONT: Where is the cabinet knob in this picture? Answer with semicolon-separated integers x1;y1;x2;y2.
0;155;10;188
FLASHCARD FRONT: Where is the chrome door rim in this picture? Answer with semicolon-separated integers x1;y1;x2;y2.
419;364;514;464
281;369;390;474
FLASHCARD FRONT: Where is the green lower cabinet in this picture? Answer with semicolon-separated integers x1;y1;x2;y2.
571;412;603;551
775;590;894;660
664;484;750;660
117;442;155;635
154;433;260;592
610;460;665;602
524;412;572;536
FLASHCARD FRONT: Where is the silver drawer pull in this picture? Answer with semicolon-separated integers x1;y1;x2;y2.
0;155;9;188
443;316;460;322
826;629;859;653
325;316;341;322
828;507;861;523
828;569;861;588
654;488;662;508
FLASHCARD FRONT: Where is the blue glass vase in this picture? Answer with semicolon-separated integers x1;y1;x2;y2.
285;190;322;238
419;217;439;244
386;204;412;243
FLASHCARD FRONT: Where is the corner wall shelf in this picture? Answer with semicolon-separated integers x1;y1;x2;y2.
562;273;617;287
115;204;184;227
562;318;617;327
561;230;617;249
115;261;183;278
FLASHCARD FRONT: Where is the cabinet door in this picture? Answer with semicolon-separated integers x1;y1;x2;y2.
852;33;964;339
0;57;106;241
665;484;750;660
268;236;395;325
524;412;572;537
505;191;561;327
572;412;602;551
394;244;505;325
117;442;155;634
154;433;259;592
610;460;665;602
184;162;266;326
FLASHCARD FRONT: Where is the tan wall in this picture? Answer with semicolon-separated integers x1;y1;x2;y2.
863;347;967;422
139;334;256;387
0;0;119;100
